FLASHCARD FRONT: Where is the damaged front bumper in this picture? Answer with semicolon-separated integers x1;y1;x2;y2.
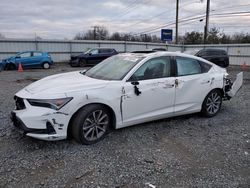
11;97;70;141
224;72;243;100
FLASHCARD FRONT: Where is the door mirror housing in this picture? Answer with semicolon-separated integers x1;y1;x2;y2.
16;55;21;59
131;81;141;96
131;81;139;86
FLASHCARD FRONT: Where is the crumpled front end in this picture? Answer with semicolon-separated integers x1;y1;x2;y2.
11;96;70;141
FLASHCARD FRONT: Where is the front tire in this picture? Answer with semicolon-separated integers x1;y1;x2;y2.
6;63;16;70
71;104;111;145
79;59;86;67
201;89;222;117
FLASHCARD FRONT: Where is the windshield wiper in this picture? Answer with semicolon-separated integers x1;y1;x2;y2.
79;70;87;75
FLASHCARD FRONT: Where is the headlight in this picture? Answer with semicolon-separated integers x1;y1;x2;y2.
27;97;73;110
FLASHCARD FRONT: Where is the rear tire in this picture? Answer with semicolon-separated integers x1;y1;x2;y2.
201;89;222;117
71;104;111;145
42;62;50;69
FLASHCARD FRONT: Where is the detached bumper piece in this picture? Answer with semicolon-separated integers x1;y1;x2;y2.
225;72;243;99
11;111;56;135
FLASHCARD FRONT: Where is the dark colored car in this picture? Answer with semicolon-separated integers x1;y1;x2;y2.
69;48;118;67
152;48;167;51
1;51;53;70
131;48;167;54
195;49;229;68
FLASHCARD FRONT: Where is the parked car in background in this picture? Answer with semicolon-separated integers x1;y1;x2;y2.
131;48;167;54
194;49;229;68
69;48;118;67
11;52;242;144
152;48;167;51
1;51;53;70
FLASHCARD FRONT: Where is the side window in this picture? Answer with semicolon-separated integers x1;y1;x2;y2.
90;49;98;55
100;49;111;53
197;50;205;56
99;49;106;54
19;52;31;58
199;61;212;73
33;52;42;56
130;57;171;81
107;49;113;53
210;50;220;56
176;57;201;76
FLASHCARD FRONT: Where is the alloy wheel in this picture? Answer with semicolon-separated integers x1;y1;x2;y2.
206;92;221;115
82;110;109;141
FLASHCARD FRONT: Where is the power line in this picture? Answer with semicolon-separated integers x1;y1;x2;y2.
125;0;198;28
109;0;151;21
133;11;250;35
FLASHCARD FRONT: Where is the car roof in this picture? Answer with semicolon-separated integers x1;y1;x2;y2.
200;48;226;52
92;48;115;50
119;51;215;66
17;51;44;53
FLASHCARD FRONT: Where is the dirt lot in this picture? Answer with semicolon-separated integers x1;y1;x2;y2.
0;64;249;188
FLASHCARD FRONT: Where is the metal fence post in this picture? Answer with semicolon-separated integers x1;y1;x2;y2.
124;41;127;52
35;39;38;51
69;41;72;55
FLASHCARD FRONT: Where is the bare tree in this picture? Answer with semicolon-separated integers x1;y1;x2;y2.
0;33;5;39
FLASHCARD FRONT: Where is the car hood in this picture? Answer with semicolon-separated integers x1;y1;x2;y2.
16;71;109;98
2;56;14;62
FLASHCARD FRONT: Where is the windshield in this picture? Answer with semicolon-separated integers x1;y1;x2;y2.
84;49;91;54
85;55;144;80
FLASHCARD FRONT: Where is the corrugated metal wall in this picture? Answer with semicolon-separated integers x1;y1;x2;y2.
0;39;165;62
1;39;249;65
166;44;250;66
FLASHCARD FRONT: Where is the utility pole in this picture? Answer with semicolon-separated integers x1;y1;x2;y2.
92;26;97;40
204;0;210;44
175;0;179;44
94;26;96;40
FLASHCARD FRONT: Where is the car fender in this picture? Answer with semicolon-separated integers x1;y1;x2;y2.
65;92;121;129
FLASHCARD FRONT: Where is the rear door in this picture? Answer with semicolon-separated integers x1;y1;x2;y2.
174;56;213;114
24;51;44;67
98;49;113;62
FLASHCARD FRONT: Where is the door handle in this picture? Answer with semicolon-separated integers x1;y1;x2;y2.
175;79;179;87
163;84;175;88
201;80;210;84
157;81;175;88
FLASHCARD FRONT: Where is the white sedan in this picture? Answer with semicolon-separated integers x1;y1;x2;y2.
11;52;243;144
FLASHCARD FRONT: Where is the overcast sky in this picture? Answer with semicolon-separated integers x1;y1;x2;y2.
0;0;249;39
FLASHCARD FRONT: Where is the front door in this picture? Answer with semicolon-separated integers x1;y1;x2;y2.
15;52;32;67
121;56;176;126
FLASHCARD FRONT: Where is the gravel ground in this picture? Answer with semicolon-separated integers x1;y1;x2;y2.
0;64;249;188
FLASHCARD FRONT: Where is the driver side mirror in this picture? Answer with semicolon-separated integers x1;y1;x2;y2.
88;53;92;56
16;55;21;59
131;81;141;96
131;81;139;86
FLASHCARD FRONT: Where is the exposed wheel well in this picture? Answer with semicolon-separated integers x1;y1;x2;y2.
67;103;116;139
214;88;224;97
